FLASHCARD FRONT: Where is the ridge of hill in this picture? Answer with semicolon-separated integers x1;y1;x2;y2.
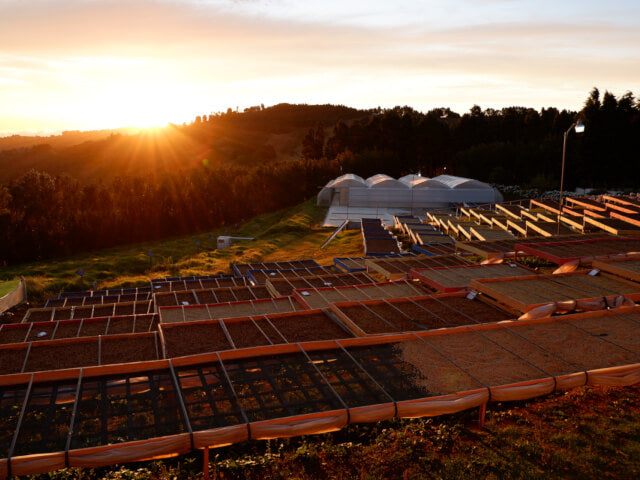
0;104;370;184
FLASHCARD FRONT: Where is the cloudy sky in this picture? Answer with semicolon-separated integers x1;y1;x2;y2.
1;0;639;134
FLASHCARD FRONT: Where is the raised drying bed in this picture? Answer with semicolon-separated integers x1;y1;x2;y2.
159;310;354;357
232;259;320;277
470;271;640;313
158;296;305;324
566;197;608;212
419;328;551;387
154;285;272;307
515;237;640;265
363;237;401;256
331;293;513;336
584;216;640;236
609;210;640;228
293;280;431;309
526;220;576;237
4;308;640;477
501;315;640;372
0;332;160;375
365;254;471;281
45;291;153;308
471;226;515;242
247;266;336;285
0;314;158;345
23;301;154;323
58;285;152;299
265;272;374;297
151;276;248;293
455;233;602;260
592;256;640;283
410;263;536;292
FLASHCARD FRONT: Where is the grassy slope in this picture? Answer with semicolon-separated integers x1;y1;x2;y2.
0;198;362;305
0;279;20;298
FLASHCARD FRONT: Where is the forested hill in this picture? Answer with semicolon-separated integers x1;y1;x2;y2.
0;103;368;184
1;89;639;265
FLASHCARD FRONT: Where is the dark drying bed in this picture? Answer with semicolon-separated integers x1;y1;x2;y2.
224;319;272;349
100;334;158;365
25;339;100;372
266;312;353;342
222;351;344;422
69;369;187;450
162;321;232;358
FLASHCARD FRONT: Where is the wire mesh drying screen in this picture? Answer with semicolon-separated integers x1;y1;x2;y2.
305;348;391;408
561;311;640;355
173;360;246;432
69;369;187;450
470;326;577;377
0;384;29;458
503;320;640;371
421;330;549;387
342;338;483;401
12;379;79;457
221;351;344;422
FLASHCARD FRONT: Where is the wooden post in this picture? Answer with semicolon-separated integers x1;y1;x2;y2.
203;447;210;480
478;403;487;428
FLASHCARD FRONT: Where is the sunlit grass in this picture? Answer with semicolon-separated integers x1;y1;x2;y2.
0;199;363;305
0;279;20;298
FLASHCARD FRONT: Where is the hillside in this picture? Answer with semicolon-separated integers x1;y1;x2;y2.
0;198;362;306
0;104;369;184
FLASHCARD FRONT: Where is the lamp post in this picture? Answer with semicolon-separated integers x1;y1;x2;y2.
557;120;585;233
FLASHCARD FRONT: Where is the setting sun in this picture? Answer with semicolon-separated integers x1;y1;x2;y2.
1;0;639;134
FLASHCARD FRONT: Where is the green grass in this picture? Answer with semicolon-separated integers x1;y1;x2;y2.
0;199;363;306
0;279;20;298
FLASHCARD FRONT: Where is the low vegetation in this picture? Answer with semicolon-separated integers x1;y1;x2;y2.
0;199;361;306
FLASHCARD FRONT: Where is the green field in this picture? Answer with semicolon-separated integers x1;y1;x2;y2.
0;199;363;306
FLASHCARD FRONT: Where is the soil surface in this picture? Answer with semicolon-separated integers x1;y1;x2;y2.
0;325;29;345
53;321;81;339
365;302;421;332
268;312;353;342
25;340;99;372
162;321;231;357
0;346;28;374
101;334;158;365
107;317;136;334
224;319;271;348
78;319;109;337
337;305;396;334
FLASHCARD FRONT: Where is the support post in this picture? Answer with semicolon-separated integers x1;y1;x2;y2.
478;402;487;428
203;447;210;480
558;129;568;235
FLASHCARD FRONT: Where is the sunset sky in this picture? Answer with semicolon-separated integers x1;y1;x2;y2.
1;0;639;135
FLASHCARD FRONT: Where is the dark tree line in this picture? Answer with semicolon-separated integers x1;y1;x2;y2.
1;88;639;265
304;88;640;190
0;159;340;265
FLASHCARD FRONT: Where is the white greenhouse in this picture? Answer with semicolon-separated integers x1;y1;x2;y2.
318;173;503;226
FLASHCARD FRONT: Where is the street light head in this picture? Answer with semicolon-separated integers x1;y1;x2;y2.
574;120;585;134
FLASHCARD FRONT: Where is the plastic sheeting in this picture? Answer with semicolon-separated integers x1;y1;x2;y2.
518;296;636;320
